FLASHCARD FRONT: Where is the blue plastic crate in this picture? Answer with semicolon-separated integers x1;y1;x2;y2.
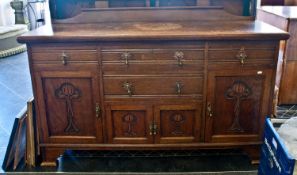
258;118;297;175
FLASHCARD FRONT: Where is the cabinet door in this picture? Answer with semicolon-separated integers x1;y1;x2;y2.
34;69;103;144
205;69;273;143
105;104;154;144
154;103;202;143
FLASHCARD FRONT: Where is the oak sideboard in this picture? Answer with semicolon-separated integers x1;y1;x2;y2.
18;7;289;166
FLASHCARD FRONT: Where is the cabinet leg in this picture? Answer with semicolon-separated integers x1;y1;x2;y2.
40;148;64;166
242;145;260;164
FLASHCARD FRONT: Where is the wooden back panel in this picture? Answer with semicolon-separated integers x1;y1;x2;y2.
53;7;251;24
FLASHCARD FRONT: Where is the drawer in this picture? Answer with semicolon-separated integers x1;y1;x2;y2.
103;76;203;96
102;60;204;75
32;62;99;71
101;49;152;61
31;49;97;63
152;49;204;60
101;49;204;62
208;41;277;65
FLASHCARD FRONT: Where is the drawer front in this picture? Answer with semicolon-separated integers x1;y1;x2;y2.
101;49;204;61
208;41;277;65
102;60;204;75
101;49;152;61
31;50;97;63
103;76;203;96
209;41;277;49
31;62;99;72
153;49;204;60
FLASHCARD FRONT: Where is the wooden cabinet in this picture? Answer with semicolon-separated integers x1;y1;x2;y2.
105;103;202;144
257;6;297;105
28;40;279;165
205;69;273;143
154;103;202;143
31;46;104;145
106;104;154;144
18;7;288;166
34;68;104;144
26;40;282;165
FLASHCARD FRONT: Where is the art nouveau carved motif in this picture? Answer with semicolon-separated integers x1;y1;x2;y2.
55;83;81;133
122;113;137;136
225;81;252;132
170;113;185;135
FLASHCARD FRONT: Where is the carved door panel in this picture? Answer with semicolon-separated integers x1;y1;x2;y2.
106;104;154;144
34;70;103;144
205;69;273;143
154;103;202;143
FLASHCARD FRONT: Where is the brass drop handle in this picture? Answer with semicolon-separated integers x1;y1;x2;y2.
122;82;133;96
174;51;184;67
149;122;158;135
207;102;213;117
236;47;247;66
149;123;153;135
96;103;101;118
153;123;157;135
176;82;183;95
121;52;132;65
61;52;68;65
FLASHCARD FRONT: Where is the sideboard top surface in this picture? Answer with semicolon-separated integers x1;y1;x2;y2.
18;7;289;43
18;20;289;43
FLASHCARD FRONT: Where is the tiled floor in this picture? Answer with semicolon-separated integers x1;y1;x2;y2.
277;105;297;118
0;52;33;171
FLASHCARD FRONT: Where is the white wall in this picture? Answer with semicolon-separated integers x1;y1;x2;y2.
0;0;14;26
